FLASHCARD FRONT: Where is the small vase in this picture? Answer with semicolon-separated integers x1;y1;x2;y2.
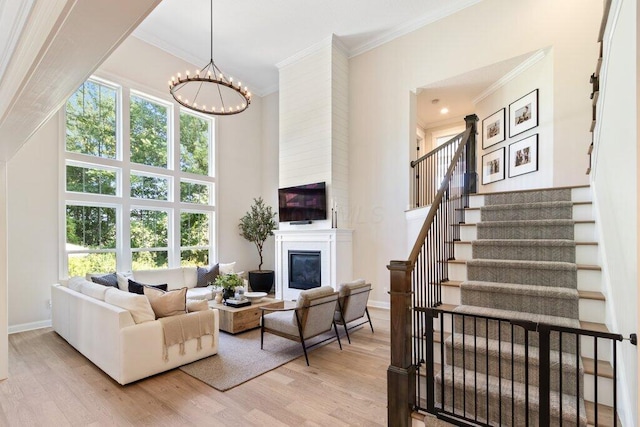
214;292;223;304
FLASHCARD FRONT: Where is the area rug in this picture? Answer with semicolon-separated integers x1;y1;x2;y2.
178;328;340;391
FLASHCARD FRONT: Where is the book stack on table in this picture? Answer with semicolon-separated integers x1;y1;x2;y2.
224;298;251;308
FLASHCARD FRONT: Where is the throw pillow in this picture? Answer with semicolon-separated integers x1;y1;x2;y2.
91;273;119;288
219;261;236;275
144;286;187;318
104;288;155;324
186;299;209;312
128;279;168;295
116;271;134;291
196;264;219;287
67;277;85;292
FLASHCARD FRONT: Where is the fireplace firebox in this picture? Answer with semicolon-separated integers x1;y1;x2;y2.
288;250;321;290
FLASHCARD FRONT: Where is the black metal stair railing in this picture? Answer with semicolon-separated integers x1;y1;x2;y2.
387;115;478;426
417;306;625;427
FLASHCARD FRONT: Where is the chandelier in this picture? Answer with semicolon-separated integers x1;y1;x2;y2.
168;0;251;116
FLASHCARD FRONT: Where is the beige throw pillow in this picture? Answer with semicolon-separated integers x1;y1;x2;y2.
104;288;155;324
144;286;187;318
186;299;209;312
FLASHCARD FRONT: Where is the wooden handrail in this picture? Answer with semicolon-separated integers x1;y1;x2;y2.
408;126;471;264
410;131;465;167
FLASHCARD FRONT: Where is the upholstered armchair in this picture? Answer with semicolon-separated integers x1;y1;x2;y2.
260;286;342;366
334;279;374;343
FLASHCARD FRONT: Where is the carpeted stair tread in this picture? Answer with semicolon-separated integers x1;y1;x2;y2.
444;332;583;394
436;366;587;426
471;239;576;263
481;201;573;221
461;281;579;300
466;259;577;289
453;305;581;329
476;219;575;240
484;188;572;206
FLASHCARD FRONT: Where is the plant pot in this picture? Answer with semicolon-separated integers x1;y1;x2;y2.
249;270;274;293
222;288;235;301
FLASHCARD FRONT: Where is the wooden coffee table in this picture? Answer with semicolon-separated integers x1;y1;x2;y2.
208;297;284;334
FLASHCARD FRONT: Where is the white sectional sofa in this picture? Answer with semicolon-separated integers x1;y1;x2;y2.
52;274;220;385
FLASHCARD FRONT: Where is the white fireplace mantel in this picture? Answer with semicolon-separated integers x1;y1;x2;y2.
274;229;353;300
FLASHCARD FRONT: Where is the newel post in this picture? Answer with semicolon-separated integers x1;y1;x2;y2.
464;114;479;195
387;260;415;427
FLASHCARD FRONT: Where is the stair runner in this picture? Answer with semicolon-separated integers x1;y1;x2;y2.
438;188;587;426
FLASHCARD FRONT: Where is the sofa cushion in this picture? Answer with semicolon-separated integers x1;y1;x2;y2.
183;266;198;288
196;264;219;287
186;299;209;312
135;267;185;290
80;280;110;301
90;273;119;288
68;276;85;292
116;272;134;291
128;279;168;295
186;287;213;301
144;287;188;318
104;288;155;324
219;262;236;275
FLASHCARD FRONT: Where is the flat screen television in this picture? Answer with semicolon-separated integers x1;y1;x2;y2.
278;182;327;222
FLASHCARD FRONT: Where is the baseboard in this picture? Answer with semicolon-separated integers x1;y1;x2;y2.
8;319;52;334
368;300;390;310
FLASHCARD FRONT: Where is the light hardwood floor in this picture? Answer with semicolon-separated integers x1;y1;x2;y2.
1;308;395;426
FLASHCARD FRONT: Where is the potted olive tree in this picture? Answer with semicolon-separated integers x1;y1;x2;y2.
238;197;277;293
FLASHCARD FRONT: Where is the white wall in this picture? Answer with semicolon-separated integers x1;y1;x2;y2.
260;91;280;271
7;118;59;331
279;45;332;190
475;50;554;192
349;0;600;305
0;162;7;379
278;38;350;230
6;36;268;330
591;0;638;424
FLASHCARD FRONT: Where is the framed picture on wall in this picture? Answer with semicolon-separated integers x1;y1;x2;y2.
482;108;505;149
509;89;538;137
509;134;538;178
482;147;505;185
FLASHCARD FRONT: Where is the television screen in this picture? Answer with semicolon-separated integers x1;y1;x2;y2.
278;182;327;222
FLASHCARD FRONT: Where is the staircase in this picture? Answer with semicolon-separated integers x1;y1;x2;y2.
429;186;617;426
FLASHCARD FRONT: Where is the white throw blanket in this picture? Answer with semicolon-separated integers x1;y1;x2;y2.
158;310;216;361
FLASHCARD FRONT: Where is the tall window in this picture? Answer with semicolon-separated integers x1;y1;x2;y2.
63;77;215;277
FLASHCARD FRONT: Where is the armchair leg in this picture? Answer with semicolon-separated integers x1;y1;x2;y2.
295;310;310;366
333;321;342;350
365;307;374;333
300;337;310;366
260;313;265;350
343;323;351;344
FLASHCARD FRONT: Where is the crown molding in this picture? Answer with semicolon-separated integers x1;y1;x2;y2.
348;0;482;58
472;49;547;105
276;35;334;70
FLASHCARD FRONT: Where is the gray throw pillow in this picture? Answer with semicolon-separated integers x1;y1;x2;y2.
91;273;119;288
197;264;219;287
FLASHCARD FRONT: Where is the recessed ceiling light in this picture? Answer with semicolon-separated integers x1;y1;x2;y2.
440;107;449;114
